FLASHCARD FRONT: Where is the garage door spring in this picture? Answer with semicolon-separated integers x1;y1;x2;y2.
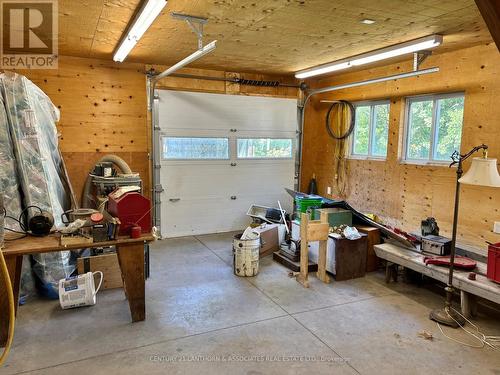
234;78;280;87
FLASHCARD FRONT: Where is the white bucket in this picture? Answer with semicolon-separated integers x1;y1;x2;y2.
59;271;103;309
233;232;260;277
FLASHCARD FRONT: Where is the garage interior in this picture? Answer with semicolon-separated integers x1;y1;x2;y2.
1;0;500;374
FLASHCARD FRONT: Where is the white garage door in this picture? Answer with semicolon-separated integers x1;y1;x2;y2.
156;90;297;238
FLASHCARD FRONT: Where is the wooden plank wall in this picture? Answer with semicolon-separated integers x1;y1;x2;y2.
17;56;297;205
301;42;500;254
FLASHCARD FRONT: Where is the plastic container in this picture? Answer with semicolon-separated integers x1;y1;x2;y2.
487;242;500;283
58;271;103;309
233;232;260;277
295;196;322;222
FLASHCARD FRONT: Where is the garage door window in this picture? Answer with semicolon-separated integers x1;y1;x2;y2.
237;138;293;159
162;137;229;159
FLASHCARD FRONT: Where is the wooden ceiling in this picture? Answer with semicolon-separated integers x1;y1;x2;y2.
59;0;492;75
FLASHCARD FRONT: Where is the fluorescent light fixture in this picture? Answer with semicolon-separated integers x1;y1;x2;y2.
295;34;443;79
113;0;167;62
153;40;217;81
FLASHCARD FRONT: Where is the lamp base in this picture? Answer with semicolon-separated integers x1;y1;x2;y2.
429;306;466;328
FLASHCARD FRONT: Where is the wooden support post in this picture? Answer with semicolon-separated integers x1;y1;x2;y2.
316;211;330;284
0;255;22;347
116;242;145;322
296;213;310;288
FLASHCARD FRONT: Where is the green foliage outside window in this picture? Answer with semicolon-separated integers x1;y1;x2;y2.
406;94;464;162
237;138;293;158
352;102;389;158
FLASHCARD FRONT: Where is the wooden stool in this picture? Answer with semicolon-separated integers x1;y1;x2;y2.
296;212;330;288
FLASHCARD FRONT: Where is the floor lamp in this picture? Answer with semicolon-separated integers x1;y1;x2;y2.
429;144;500;328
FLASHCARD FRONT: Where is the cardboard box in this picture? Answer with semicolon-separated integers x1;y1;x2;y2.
253;224;279;258
77;253;123;290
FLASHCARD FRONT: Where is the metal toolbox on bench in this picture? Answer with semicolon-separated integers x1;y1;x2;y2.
421;235;451;255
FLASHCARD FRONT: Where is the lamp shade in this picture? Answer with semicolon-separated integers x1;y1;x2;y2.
458;157;500;187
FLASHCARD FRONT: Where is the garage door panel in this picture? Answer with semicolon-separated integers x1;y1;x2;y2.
161;163;235;198
162;162;294;198
164;192;293;237
158;91;296;132
227;163;294;195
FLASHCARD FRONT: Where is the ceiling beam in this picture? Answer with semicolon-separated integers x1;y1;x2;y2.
474;0;500;51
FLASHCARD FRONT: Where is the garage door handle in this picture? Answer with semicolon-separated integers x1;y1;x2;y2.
230;196;237;200
169;198;181;202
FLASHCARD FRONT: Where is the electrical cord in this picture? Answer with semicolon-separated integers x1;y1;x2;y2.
437;307;500;350
324;100;355;197
2;208;29;240
0;247;15;366
325;100;355;139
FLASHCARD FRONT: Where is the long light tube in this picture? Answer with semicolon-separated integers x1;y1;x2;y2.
113;0;167;62
153;40;217;81
295;34;442;79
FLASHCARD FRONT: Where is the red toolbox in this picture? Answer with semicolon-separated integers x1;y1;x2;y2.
487;242;500;283
108;191;151;236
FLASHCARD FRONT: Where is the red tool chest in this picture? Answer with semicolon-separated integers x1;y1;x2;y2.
487;242;500;283
108;191;151;235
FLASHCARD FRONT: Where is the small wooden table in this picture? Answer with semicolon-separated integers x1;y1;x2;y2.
0;234;154;347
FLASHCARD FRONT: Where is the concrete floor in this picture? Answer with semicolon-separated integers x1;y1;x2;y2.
3;231;500;374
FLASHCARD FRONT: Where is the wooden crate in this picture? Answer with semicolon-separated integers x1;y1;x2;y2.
356;226;382;272
77;253;123;290
332;234;368;281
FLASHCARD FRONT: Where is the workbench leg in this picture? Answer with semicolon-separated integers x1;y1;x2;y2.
0;255;22;347
296;214;309;288
317;239;330;284
460;290;477;319
385;262;392;283
116;242;145;322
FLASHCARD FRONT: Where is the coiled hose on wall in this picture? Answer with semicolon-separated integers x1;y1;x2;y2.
0;248;14;366
325;100;355;197
81;155;133;209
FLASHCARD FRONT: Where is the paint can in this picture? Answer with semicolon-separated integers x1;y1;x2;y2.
233;231;260;277
58;271;103;309
130;225;142;238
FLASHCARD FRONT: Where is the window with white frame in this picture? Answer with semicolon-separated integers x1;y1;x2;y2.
404;93;465;163
350;101;390;158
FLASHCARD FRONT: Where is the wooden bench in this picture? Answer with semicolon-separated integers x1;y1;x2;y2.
374;243;500;317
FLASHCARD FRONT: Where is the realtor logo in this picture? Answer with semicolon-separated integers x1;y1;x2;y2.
1;0;58;69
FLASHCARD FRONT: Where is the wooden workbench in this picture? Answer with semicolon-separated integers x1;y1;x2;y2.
0;234;154;347
374;242;500;317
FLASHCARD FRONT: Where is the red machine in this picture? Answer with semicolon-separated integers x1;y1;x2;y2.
487;242;500;283
107;191;151;235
